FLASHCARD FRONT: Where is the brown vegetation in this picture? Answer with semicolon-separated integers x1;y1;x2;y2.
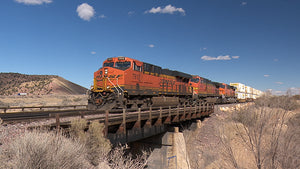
0;130;89;169
70;119;111;166
186;95;300;169
0;119;147;169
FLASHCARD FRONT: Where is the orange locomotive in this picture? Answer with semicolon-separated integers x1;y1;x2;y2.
88;56;236;110
189;77;236;104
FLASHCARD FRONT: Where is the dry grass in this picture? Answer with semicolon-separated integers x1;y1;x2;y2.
70;119;111;166
0;130;90;169
0;125;147;169
219;96;300;169
69;119;147;168
187;95;300;169
107;145;148;169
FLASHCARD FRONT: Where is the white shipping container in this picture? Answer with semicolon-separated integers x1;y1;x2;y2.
230;83;245;93
235;92;246;100
253;89;258;95
250;94;254;99
245;86;252;94
245;93;251;99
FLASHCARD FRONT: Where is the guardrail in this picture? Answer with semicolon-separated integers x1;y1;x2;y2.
0;105;88;113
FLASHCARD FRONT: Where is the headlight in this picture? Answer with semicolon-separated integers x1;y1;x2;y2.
104;68;108;74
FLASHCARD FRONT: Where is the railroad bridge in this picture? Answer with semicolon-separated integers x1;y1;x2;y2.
1;103;214;168
1;103;214;144
50;103;214;144
111;105;212;144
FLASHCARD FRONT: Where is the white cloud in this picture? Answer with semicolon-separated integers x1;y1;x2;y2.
99;14;106;18
128;11;135;16
241;2;247;6
275;82;283;85
145;4;185;15
201;55;239;61
91;51;96;54
15;0;52;5
264;74;270;77
232;56;240;59
76;3;95;21
148;44;155;48
200;47;207;51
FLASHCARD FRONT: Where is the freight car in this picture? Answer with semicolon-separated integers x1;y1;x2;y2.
88;56;236;110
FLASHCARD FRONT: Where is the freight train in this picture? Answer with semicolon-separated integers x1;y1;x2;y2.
88;56;260;110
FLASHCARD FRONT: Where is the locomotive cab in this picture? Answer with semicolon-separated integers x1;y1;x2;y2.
89;57;132;110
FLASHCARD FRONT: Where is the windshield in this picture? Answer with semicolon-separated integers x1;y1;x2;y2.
115;61;131;70
191;78;199;83
103;62;114;67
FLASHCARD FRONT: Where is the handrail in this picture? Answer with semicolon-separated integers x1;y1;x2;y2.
107;77;120;95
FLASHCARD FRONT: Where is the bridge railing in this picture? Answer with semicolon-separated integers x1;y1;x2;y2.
0;105;88;113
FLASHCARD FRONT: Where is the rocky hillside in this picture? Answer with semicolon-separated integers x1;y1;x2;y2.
0;73;87;96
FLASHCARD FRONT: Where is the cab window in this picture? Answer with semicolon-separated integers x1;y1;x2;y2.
115;61;131;70
133;62;142;71
191;78;200;83
103;62;114;67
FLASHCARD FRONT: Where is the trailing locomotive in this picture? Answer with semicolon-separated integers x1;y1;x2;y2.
88;56;236;110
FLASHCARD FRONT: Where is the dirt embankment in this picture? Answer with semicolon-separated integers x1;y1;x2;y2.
0;73;87;96
0;95;88;107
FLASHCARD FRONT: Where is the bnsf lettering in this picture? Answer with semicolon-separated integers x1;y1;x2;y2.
160;79;175;88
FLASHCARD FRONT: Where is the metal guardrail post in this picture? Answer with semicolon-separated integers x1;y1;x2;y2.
149;106;152;123
116;108;126;134
160;107;162;118
134;108;141;128
80;111;85;118
155;107;162;125
105;110;109;137
145;106;152;127
149;106;152;126
55;113;60;131
183;105;186;120
177;105;179;120
164;106;171;124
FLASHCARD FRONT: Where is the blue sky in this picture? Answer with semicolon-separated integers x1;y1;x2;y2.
1;0;299;95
